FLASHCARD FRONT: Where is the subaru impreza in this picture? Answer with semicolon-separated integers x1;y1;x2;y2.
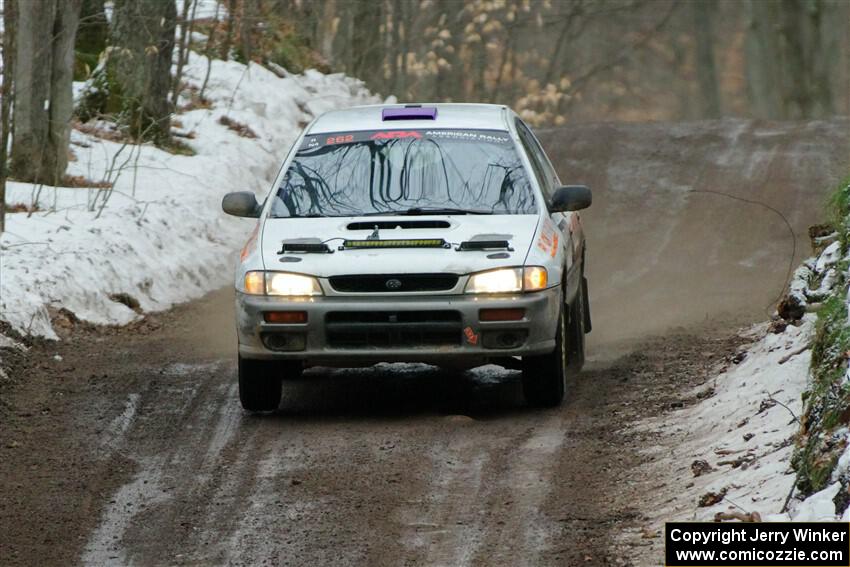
222;103;591;410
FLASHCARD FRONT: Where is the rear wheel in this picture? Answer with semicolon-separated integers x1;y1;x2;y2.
238;356;301;412
522;305;567;407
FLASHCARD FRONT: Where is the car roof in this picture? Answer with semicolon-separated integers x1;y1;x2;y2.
308;103;513;134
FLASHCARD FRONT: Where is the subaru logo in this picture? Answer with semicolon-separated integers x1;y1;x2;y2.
386;278;402;290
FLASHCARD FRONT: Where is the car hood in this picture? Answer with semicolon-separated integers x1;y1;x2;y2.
259;214;540;277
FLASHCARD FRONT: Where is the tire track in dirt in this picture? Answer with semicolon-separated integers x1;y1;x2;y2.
1;119;847;566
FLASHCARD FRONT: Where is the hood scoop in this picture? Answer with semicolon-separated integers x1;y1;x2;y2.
277;238;332;254
346;220;450;230
456;233;513;252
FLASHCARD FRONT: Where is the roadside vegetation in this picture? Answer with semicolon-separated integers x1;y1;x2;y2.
793;176;850;513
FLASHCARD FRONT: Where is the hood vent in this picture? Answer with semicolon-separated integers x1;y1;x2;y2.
457;240;513;251
456;234;514;252
276;239;332;254
346;220;450;230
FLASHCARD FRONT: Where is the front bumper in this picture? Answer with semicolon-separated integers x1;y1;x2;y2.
235;286;561;366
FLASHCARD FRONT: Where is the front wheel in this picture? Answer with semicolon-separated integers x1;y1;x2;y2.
238;356;300;412
568;277;587;371
521;306;567;407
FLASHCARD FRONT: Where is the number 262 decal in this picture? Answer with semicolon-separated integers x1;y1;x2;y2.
326;134;354;145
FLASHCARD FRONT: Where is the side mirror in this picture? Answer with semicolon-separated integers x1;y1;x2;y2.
551;185;592;212
222;191;261;218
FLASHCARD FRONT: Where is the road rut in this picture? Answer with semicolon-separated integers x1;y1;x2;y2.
2;119;848;566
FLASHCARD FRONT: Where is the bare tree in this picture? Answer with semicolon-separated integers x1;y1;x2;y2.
318;0;337;64
172;0;194;106
693;0;721;118
200;1;222;100
350;0;383;87
10;0;81;184
744;0;782;118
220;0;237;60
239;0;258;63
745;0;837;119
75;0;108;77
0;0;16;233
108;0;177;144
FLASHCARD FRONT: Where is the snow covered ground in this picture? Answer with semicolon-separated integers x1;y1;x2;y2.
0;52;380;342
636;239;850;536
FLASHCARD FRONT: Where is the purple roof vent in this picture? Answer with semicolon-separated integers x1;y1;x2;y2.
381;105;438;121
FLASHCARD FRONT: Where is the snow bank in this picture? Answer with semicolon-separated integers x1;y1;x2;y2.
639;233;850;526
641;320;813;520
0;52;380;340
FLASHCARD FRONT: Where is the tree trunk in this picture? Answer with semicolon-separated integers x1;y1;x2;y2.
778;0;810;118
693;0;721;118
389;0;401;95
199;1;221;100
0;0;16;232
109;0;177;144
73;0;108;123
350;0;382;88
318;0;336;63
10;0;81;184
238;0;257;63
745;0;835;119
220;0;237;60
75;0;108;78
171;0;193;106
398;0;409;98
809;0;834;116
744;0;783;119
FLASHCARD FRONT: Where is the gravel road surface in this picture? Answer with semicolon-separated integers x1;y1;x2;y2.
1;119;847;566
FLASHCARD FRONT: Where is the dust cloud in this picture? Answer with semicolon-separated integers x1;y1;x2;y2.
538;119;850;352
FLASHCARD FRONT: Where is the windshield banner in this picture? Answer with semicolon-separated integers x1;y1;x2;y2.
302;129;513;150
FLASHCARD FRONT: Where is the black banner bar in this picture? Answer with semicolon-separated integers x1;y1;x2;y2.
665;522;850;567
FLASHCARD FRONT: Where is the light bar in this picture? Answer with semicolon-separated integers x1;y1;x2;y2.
342;238;448;249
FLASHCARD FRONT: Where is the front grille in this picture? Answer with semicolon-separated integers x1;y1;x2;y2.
328;273;459;293
325;310;462;349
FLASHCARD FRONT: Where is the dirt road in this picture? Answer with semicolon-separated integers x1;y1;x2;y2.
1;288;744;566
1;119;847;566
539;118;850;344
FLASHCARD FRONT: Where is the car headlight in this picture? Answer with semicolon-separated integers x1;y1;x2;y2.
243;271;323;296
465;267;548;294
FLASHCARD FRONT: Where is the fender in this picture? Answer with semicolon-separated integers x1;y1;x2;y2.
564;248;582;305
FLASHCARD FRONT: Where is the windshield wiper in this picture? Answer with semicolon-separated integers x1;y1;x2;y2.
358;207;495;216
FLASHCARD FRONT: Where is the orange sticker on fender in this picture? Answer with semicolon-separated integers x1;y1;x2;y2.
240;222;260;262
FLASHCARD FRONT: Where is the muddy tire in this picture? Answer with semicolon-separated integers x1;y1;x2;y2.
568;278;587;371
238;356;283;412
582;276;592;334
522;305;567;407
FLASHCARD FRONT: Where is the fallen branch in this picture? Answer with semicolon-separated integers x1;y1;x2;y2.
714;510;762;523
781;483;795;513
717;453;756;468
762;390;800;424
779;344;811;364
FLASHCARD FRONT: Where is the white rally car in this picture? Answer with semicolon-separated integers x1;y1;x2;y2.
222;103;591;411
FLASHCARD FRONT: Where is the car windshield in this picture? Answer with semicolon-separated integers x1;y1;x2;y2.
270;129;537;218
